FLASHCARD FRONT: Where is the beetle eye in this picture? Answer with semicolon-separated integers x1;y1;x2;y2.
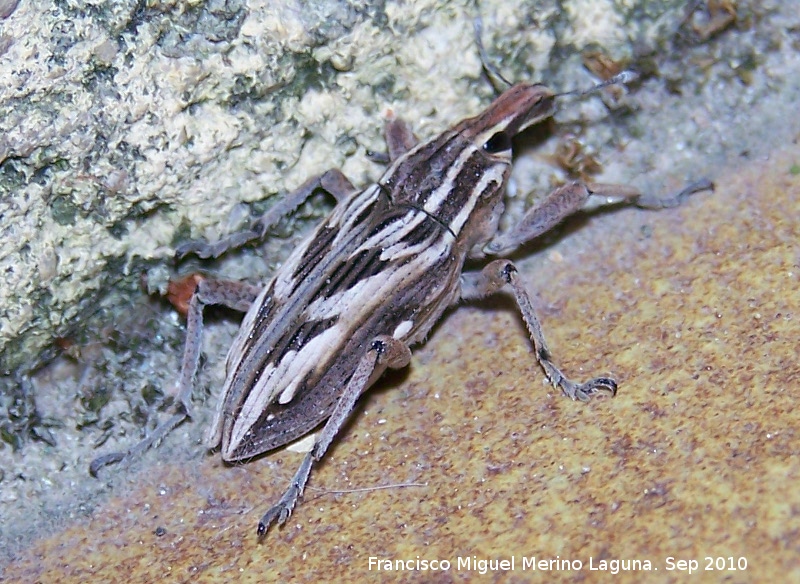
483;131;512;154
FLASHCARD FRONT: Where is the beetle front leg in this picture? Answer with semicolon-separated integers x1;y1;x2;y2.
384;118;419;161
461;260;616;401
176;169;358;260
258;335;411;536
366;118;419;163
483;179;712;257
90;275;262;475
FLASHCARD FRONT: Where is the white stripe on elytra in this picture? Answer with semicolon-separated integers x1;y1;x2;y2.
271;188;379;301
357;209;425;251
422;144;477;216
223;284;272;380
379;218;451;261
304;210;452;320
226;324;343;455
393;319;414;340
448;163;506;235
304;276;375;320
272;237;316;300
305;228;450;324
330;185;381;248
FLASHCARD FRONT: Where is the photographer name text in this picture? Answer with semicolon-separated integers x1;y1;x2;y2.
367;555;748;576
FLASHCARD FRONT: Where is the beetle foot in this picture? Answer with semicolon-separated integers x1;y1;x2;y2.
257;486;301;537
561;376;617;401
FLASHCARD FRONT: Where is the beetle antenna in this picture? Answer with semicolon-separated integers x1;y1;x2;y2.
557;70;639;98
474;16;513;93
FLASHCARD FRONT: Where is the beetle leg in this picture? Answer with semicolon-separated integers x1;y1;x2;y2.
461;259;616;402
175;169;359;260
257;335;411;536
366;118;419;164
384;118;419;161
481;179;712;257
90;276;262;476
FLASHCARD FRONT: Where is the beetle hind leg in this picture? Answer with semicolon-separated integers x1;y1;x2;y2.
258;336;411;536
89;276;261;476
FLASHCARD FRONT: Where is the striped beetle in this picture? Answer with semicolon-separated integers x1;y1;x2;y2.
91;73;710;536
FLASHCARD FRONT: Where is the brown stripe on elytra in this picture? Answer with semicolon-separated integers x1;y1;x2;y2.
320;246;387;298
382;131;465;208
292;190;385;292
429;150;507;232
321;207;449;300
337;186;382;234
291;224;338;291
394;210;450;248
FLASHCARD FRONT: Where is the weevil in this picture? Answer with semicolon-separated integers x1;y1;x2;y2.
91;72;711;536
